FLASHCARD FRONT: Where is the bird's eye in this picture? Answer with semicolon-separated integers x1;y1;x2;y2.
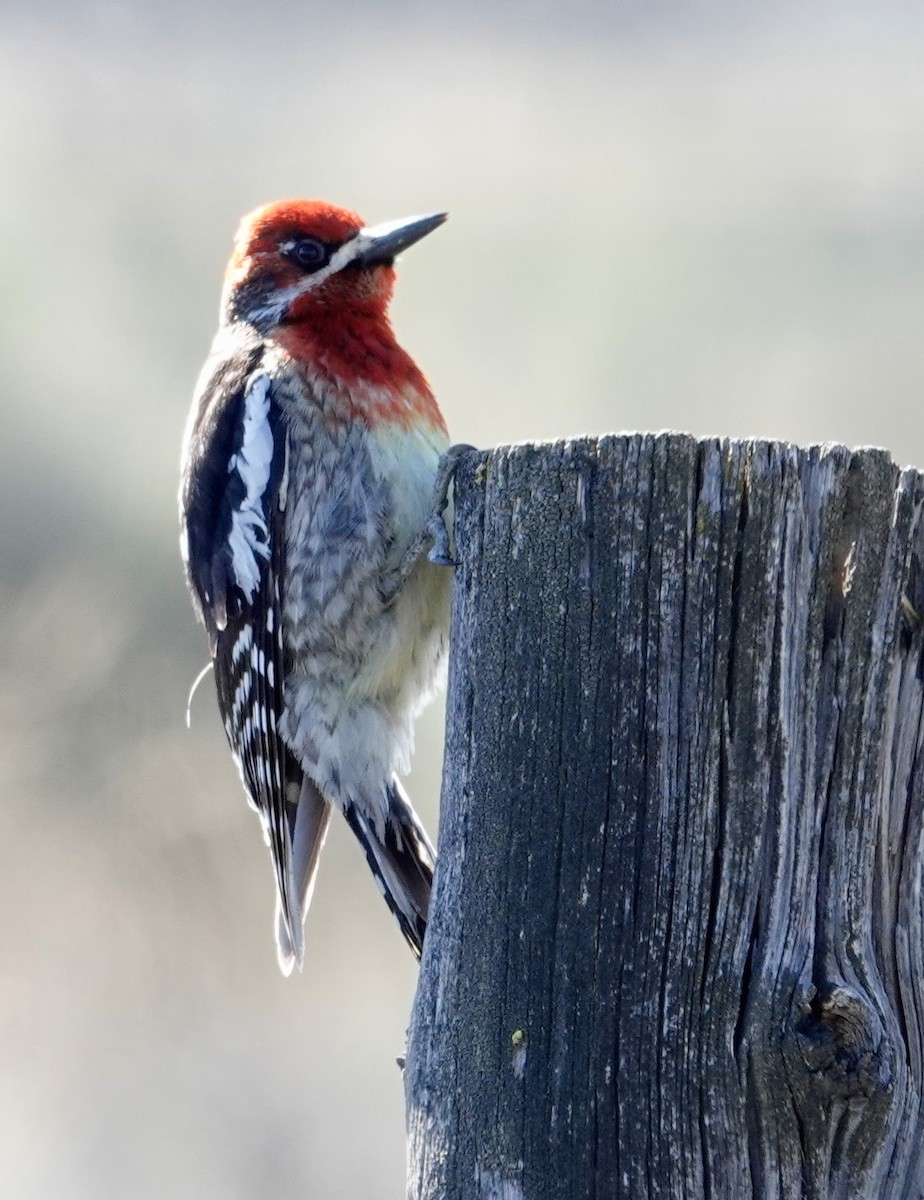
285;237;328;271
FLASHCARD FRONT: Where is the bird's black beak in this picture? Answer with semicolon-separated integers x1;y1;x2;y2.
353;212;448;267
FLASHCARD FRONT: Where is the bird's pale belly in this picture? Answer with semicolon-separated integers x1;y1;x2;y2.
280;409;451;722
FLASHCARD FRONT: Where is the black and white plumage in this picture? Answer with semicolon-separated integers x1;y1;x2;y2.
180;200;451;973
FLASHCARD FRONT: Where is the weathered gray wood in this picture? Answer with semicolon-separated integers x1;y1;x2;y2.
405;434;924;1200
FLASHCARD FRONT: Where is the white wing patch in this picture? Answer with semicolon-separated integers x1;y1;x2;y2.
227;373;274;599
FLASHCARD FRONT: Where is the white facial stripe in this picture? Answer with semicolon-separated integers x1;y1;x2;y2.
245;216;431;327
244;237;363;326
323;235;366;278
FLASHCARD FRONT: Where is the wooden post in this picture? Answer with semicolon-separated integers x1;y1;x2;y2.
405;434;924;1200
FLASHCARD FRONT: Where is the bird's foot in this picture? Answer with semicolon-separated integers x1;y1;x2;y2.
380;443;477;605
425;442;477;567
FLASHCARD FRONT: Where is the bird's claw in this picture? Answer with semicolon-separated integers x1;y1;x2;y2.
426;513;456;567
379;444;476;606
424;443;477;568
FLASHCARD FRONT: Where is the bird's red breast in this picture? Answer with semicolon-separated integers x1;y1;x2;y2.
275;316;446;435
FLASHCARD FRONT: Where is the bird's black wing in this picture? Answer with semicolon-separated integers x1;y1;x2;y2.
180;339;303;964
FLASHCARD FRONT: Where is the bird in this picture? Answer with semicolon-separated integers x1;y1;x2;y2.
179;199;453;974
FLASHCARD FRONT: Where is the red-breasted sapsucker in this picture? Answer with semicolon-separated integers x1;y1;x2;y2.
179;200;451;974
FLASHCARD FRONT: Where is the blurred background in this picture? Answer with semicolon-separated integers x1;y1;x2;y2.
2;0;924;1195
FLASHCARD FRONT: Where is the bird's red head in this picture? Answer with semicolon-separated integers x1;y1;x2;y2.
221;199;447;333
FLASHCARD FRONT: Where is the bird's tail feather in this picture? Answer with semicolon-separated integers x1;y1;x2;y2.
275;775;332;975
343;776;435;958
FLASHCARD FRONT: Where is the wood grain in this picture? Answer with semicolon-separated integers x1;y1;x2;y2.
406;436;924;1200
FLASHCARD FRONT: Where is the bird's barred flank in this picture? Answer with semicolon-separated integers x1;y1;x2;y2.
180;198;452;974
